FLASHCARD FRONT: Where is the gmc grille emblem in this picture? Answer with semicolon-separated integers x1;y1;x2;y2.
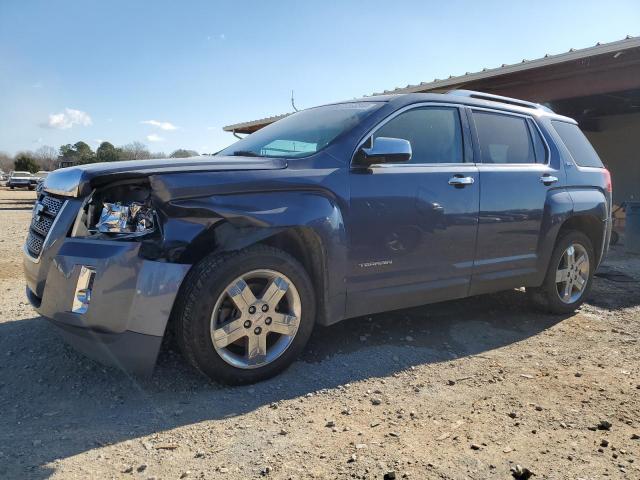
33;203;45;222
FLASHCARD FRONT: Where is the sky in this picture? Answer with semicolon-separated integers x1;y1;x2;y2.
0;0;639;156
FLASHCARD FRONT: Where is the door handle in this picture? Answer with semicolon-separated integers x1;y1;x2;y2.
539;175;559;185
448;176;475;186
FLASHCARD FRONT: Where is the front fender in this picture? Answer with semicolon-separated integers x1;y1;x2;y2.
149;186;349;325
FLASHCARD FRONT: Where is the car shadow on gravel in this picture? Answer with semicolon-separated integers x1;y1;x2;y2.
0;289;571;478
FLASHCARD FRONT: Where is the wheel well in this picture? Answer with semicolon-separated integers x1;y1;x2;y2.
173;225;329;325
260;228;328;324
558;215;604;262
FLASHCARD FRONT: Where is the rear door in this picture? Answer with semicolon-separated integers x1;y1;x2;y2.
346;104;480;317
468;108;562;295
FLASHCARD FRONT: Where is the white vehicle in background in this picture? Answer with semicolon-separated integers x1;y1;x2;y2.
7;171;35;190
33;171;50;187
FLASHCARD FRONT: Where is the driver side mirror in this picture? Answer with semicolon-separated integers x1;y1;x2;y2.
356;137;412;166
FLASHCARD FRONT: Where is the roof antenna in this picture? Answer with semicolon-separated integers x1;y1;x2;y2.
291;90;299;112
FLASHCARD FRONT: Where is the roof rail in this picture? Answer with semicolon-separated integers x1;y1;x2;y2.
447;89;554;113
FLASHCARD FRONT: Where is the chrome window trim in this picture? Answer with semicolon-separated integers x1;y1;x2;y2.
469;106;551;166
350;102;470;168
23;199;70;264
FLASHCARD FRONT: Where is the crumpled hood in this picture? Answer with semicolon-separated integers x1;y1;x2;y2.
43;155;287;197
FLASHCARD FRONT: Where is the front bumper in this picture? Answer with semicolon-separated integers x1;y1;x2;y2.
25;238;191;375
8;180;32;188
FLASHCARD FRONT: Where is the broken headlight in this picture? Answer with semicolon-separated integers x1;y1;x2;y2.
96;202;155;236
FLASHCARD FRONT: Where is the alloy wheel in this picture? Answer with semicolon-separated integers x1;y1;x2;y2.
555;243;590;304
210;269;301;369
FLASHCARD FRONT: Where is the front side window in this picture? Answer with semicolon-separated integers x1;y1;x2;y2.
372;107;464;164
473;111;537;164
219;102;383;158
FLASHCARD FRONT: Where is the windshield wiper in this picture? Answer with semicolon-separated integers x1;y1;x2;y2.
231;150;264;157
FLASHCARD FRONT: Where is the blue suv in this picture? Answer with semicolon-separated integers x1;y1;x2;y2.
24;90;611;383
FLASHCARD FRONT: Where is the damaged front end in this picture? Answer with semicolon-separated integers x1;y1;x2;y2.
72;180;159;239
23;176;193;375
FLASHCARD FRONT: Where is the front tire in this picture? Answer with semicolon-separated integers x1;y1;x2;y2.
528;230;595;314
174;245;316;384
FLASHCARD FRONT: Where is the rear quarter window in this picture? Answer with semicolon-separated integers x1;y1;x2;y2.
552;121;604;168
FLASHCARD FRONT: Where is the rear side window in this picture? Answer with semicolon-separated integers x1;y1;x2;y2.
552;121;604;168
373;107;464;164
473;111;537;164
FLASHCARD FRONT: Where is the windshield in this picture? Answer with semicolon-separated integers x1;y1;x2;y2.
220;102;383;158
12;171;31;176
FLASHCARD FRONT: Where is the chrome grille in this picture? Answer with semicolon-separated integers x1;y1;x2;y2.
25;192;66;258
26;231;44;256
30;215;54;236
41;195;64;216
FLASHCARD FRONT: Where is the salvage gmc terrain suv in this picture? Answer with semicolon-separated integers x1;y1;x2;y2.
24;90;612;384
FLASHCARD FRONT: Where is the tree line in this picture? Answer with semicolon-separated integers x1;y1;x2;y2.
0;142;200;174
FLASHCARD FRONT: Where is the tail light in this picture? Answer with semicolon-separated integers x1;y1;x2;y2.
603;169;612;193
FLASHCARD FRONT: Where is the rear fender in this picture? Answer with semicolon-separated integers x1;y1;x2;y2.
566;188;609;265
535;187;608;285
535;189;574;284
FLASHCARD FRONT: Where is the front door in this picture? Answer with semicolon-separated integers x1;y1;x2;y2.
468;108;563;294
346;105;480;317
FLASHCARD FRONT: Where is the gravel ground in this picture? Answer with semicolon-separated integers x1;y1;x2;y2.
0;187;638;480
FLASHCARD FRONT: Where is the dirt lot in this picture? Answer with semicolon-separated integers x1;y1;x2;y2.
0;187;638;480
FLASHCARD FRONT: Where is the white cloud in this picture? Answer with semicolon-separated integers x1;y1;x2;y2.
43;108;92;129
146;134;164;142
141;120;178;131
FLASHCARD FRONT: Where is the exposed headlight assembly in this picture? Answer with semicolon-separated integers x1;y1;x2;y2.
96;201;156;236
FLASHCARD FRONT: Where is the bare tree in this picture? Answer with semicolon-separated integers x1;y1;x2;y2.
34;145;58;171
0;151;13;172
120;141;152;160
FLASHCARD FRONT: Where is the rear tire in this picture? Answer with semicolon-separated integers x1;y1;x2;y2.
173;245;316;384
527;230;595;314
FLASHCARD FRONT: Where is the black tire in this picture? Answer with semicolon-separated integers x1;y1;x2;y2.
10;186;14;190
173;245;316;384
527;230;595;314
